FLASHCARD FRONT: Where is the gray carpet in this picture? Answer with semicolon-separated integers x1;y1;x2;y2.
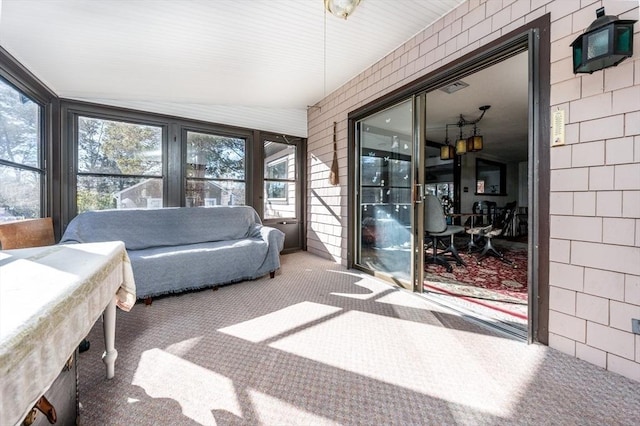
78;252;640;425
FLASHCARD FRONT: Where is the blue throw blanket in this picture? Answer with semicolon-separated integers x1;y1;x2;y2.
61;206;285;299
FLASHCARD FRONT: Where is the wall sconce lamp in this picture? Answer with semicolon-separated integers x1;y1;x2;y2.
440;105;490;160
570;7;637;74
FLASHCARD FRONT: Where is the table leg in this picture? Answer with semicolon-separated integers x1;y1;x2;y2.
467;215;479;252
102;296;118;379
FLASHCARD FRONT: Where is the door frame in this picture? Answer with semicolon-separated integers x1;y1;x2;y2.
347;14;550;344
255;132;307;254
351;96;420;290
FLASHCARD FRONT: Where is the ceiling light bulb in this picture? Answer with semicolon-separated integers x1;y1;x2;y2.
324;0;362;19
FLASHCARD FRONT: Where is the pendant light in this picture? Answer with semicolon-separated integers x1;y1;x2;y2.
440;105;490;159
455;127;467;155
467;124;483;152
440;125;455;160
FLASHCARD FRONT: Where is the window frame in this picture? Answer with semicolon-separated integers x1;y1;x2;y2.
59;101;307;237
265;156;290;202
63;104;169;217
0;46;56;221
475;158;507;196
181;126;251;208
75;114;166;212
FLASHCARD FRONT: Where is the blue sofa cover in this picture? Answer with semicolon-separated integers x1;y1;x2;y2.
60;206;285;299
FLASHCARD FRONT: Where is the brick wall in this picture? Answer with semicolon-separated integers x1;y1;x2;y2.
306;0;639;381
547;0;640;382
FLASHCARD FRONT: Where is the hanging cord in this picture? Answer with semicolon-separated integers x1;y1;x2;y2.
325;8;338;186
323;7;327;99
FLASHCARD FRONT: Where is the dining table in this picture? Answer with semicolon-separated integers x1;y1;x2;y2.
0;241;136;426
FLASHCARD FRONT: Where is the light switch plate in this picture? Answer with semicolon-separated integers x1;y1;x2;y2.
632;319;640;334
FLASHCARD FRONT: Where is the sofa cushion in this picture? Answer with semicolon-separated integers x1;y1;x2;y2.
61;206;261;250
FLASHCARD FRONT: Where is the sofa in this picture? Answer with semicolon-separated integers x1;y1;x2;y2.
60;206;285;301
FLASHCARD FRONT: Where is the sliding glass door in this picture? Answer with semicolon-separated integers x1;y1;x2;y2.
355;98;422;288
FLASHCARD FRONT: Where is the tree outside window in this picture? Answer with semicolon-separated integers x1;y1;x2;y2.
76;116;163;212
266;157;288;201
185;131;246;207
0;77;42;221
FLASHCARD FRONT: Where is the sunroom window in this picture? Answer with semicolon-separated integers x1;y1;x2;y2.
185;131;246;207
0;77;43;221
76;116;163;212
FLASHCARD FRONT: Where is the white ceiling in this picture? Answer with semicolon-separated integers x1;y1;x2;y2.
0;0;464;137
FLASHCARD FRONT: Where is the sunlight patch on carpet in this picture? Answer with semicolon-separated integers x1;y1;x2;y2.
249;389;341;426
132;348;241;425
375;290;436;310
165;336;203;357
218;301;341;343
268;309;538;417
329;272;394;300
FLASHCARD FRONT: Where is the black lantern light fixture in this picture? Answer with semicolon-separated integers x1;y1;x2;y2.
440;125;456;161
467;124;484;152
455;126;467;155
570;7;637;74
439;105;490;160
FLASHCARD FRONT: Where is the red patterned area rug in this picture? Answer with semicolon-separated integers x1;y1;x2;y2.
424;247;528;318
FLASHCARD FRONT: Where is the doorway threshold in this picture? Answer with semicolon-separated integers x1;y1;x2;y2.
419;289;528;341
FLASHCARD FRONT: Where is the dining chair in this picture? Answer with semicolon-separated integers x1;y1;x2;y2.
0;217;55;249
424;194;466;272
466;201;517;266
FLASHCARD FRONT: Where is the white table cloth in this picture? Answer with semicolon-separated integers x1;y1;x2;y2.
0;241;136;426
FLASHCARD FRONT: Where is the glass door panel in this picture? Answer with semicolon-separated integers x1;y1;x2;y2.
356;99;414;284
262;137;303;252
263;142;296;220
425;144;454;220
